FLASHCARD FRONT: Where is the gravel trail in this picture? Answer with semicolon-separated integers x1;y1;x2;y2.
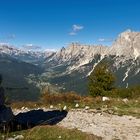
58;109;140;140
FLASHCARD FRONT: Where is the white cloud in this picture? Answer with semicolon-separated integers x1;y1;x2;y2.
69;24;84;36
98;38;106;42
98;38;114;42
72;24;84;31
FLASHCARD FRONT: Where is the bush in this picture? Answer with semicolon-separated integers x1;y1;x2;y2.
88;62;116;97
107;85;140;99
41;91;81;105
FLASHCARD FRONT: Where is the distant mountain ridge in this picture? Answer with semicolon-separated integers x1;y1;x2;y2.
45;29;140;71
0;44;55;65
0;30;140;95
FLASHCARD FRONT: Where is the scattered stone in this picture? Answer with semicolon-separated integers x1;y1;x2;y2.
135;100;138;103
58;135;62;139
85;106;90;110
50;105;54;109
75;103;79;108
107;109;114;114
102;97;110;101
114;107;118;111
24;107;29;111
7;138;15;140
15;135;24;140
21;107;25;110
122;98;129;103
63;106;67;110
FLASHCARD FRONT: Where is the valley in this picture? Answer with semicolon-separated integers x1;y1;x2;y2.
0;30;140;99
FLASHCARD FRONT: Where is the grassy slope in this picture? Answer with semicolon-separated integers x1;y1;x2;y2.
0;54;43;101
0;125;101;140
11;96;140;118
2;97;139;140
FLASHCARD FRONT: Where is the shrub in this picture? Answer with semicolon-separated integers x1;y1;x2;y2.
41;91;81;105
88;62;116;97
107;85;140;99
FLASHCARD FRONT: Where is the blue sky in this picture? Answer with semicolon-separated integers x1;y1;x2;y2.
0;0;140;50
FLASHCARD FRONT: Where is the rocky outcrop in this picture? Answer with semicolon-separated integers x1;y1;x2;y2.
110;29;140;59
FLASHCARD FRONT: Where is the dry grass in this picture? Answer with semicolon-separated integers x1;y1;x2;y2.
41;91;81;105
11;101;41;109
10;92;140;118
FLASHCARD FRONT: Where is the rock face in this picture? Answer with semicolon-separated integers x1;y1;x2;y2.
45;43;109;72
110;29;140;59
45;30;140;70
43;30;140;94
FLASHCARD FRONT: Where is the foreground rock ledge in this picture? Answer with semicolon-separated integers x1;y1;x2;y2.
58;109;140;140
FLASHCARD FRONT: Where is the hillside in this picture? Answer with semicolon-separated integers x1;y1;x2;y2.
0;53;43;101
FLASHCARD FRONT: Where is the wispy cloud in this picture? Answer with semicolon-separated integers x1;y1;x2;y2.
98;38;114;42
69;24;84;36
69;32;77;36
72;24;84;31
22;44;42;50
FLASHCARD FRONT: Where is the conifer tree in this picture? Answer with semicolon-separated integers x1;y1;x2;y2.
88;62;116;96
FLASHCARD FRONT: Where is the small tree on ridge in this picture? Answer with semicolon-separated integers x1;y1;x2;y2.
88;62;116;97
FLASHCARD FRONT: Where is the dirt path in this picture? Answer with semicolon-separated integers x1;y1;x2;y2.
58;109;140;140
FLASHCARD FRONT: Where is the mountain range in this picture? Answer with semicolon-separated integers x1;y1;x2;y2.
0;29;140;98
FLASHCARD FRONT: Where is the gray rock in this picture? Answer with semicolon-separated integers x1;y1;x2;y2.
6;138;15;140
14;135;24;140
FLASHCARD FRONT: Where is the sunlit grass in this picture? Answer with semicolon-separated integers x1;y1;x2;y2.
0;125;101;140
11;96;140;118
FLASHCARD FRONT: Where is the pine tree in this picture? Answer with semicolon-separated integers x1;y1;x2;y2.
88;62;116;97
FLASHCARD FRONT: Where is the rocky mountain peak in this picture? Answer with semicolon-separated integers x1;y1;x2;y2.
110;30;140;59
0;44;23;55
54;43;107;62
0;44;55;64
